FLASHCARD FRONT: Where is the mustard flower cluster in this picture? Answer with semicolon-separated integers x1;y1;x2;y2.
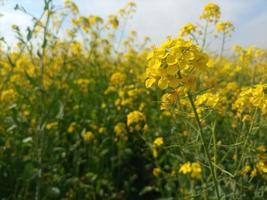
216;21;234;34
127;111;146;132
233;84;267;115
179;162;202;179
145;38;208;90
179;23;197;37
200;3;221;23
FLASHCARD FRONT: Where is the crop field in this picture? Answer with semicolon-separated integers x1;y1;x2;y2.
0;0;266;199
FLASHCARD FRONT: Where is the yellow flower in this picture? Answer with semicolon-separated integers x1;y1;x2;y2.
179;23;197;37
216;21;234;34
98;127;106;134
195;92;220;108
127;111;145;127
256;161;267;173
153;137;164;147
153;167;161;176
257;145;266;152
200;3;221;22
110;72;126;86
241;165;252;175
109;15;119;29
250;168;257;178
46;122;58;130
82;131;94;142
191;162;202;178
179;162;192;174
152;148;158;158
1;89;16;101
67;122;77;133
146;38;208;91
74;78;92;92
114;122;126;137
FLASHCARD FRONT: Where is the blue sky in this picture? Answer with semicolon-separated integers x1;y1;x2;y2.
1;0;267;51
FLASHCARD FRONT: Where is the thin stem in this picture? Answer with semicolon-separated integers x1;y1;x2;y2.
187;91;221;200
219;32;225;57
36;2;52;200
201;21;209;50
212;121;217;179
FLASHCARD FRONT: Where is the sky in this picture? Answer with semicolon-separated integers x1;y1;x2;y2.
0;0;267;51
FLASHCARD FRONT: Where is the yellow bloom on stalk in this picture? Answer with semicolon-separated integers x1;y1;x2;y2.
88;15;103;25
153;137;164;147
179;161;202;178
200;3;221;22
110;72;126;86
67;122;77;133
160;92;177;110
145;37;208;90
191;162;202;178
74;78;91;92
114;122;127;137
109;15;119;29
250;168;257;178
82;131;94;142
233;84;267;115
0;89;16;101
98;127;106;134
152;137;164;158
127;111;145;127
257;145;266;152
179;162;192;174
216;21;234;34
241;165;252;175
179;23;197;37
46;122;58;130
195;92;220;108
64;0;79;15
256;161;267;173
153;167;161;176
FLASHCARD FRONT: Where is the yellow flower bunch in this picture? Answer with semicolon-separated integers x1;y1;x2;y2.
195;92;220;108
153;137;164;147
152;137;164;158
179;23;197;37
114;122;127;138
179;162;202;179
110;72;126;86
145;38;208;90
216;21;234;34
46;122;58;130
82;131;94;142
67;122;77;133
64;0;79;15
74;78;92;92
200;3;221;23
153;167;161;176
233;84;267;115
127;111;146;132
256;161;267;173
109;15;119;29
160;92;177;110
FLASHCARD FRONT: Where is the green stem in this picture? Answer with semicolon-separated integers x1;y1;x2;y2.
219;32;225;58
201;21;209;50
187;91;221;199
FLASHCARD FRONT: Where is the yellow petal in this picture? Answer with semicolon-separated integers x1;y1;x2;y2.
158;78;168;89
166;54;178;65
145;78;156;88
167;64;179;75
168;78;179;88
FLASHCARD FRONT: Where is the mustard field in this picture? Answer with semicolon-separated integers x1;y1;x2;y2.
0;1;266;199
